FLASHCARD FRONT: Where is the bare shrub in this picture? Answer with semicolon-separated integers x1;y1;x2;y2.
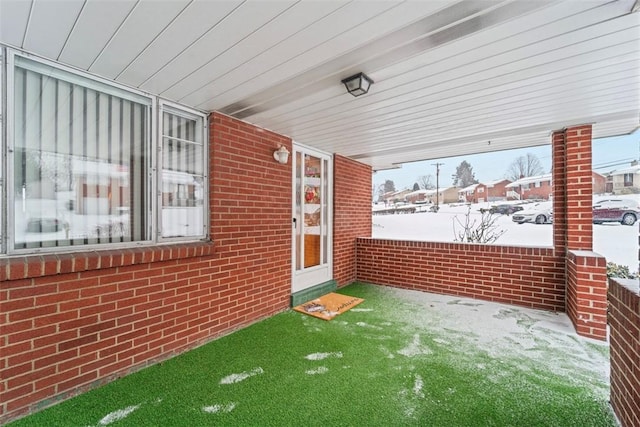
452;205;506;244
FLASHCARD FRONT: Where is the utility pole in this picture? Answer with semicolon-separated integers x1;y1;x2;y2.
431;162;444;211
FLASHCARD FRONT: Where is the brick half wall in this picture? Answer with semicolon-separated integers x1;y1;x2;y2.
608;278;640;427
356;238;565;311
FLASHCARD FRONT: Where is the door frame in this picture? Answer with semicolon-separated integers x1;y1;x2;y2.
291;142;333;294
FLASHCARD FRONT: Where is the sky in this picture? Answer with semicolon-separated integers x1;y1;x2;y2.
373;129;640;192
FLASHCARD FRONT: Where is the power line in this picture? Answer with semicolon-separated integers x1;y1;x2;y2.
593;158;636;170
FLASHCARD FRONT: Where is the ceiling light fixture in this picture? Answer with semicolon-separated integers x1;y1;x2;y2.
341;72;374;97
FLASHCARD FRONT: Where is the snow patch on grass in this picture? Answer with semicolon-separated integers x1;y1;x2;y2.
379;345;395;359
202;403;237;414
397;334;432;357
412;374;425;398
383;286;610;399
219;367;264;384
306;366;329;375
305;352;343;361
356;321;383;330
98;405;140;425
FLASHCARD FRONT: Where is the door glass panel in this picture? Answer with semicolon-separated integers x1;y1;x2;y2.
303;154;321;268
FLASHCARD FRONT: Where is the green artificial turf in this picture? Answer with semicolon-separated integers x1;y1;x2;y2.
8;283;616;427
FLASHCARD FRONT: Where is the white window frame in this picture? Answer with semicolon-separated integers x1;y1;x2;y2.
1;47;209;255
157;100;208;242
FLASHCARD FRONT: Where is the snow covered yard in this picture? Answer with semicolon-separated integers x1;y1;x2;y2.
373;199;639;270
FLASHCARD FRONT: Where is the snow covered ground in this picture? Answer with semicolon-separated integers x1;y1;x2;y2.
373;197;639;271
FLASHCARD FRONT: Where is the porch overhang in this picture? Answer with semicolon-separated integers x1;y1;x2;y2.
1;0;638;169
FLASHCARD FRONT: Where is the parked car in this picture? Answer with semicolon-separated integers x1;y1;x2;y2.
593;199;639;225
480;204;524;215
511;203;553;224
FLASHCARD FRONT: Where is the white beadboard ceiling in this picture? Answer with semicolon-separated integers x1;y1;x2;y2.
1;0;638;170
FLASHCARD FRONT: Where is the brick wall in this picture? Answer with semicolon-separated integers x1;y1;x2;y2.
0;112;293;423
356;238;566;311
552;125;607;340
564;125;594;250
608;278;640;427
565;250;607;340
552;130;567;253
333;155;371;286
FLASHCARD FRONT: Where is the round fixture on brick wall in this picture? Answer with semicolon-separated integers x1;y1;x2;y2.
274;145;290;164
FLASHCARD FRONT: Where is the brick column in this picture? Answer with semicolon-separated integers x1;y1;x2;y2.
333;155;371;286
566;250;608;340
565;125;593;250
552;124;606;340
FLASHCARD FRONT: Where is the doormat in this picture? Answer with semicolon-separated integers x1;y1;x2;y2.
293;293;364;321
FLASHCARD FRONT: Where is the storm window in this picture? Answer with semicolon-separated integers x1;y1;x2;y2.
3;51;208;254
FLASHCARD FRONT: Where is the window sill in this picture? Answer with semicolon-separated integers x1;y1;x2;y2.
0;241;215;282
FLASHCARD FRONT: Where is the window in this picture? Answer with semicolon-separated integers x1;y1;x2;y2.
623;173;633;187
3;51;208;254
159;103;206;239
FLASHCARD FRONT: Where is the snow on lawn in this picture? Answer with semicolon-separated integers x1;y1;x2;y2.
384;286;611;399
219;367;264;385
373;199;639;270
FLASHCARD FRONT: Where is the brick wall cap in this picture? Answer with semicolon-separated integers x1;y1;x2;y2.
609;277;640;295
568;249;604;258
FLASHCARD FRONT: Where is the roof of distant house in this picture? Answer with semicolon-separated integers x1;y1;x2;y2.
505;173;552;188
609;164;640;176
459;184;480;192
484;178;511;187
405;189;428;197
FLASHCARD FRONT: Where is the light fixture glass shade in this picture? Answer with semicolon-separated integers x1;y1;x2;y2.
273;145;290;164
341;72;374;97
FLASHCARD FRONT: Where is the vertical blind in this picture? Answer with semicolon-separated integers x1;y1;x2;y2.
13;57;150;249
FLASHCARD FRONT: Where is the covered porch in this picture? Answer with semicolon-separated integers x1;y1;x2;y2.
1;1;638;425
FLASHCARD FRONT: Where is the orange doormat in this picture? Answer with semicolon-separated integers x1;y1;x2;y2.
293;293;364;321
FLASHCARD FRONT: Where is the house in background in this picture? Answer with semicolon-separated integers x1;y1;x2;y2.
458;183;480;203
592;171;607;195
485;179;512;201
405;189;428;204
459;179;512;203
382;189;412;204
608;162;640;194
505;173;553;200
425;187;459;204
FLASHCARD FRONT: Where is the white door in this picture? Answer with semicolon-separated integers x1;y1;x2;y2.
292;144;333;293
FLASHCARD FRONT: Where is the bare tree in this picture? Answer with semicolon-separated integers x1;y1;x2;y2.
417;174;435;190
506;153;544;181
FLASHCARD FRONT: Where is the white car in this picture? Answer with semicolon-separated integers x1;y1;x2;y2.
511;202;553;224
